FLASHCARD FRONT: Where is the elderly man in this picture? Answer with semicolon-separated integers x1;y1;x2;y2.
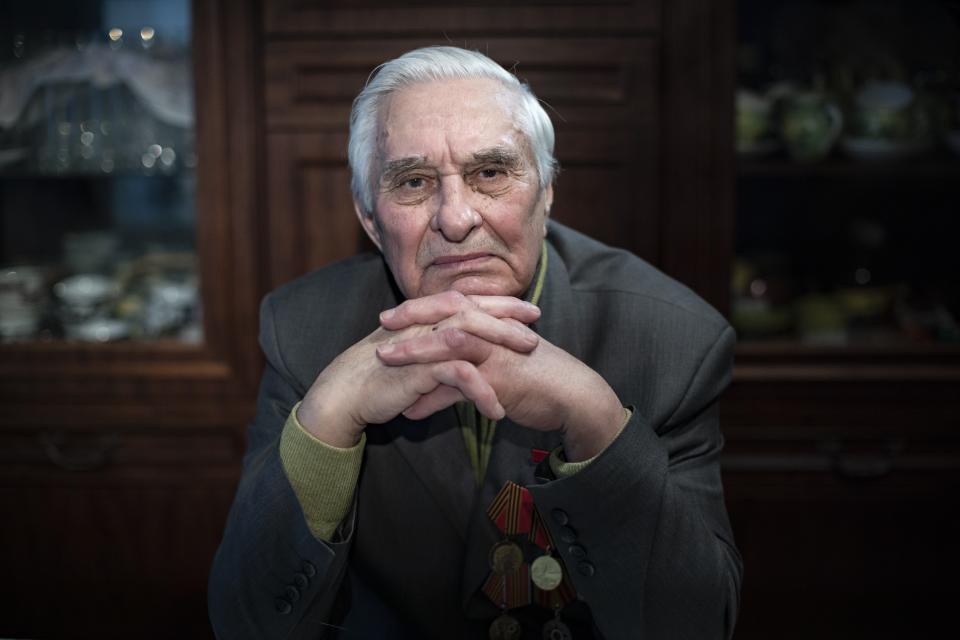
209;46;741;639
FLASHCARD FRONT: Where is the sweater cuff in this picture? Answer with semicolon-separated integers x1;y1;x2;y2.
279;402;366;542
549;407;632;478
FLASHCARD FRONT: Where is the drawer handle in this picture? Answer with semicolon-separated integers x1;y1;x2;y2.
821;439;904;480
40;431;120;472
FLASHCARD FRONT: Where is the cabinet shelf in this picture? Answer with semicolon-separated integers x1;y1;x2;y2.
736;340;960;358
737;154;960;179
734;340;960;382
0;168;190;180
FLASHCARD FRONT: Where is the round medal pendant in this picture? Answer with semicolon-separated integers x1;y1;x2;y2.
489;613;523;640
489;540;524;575
542;618;573;640
530;555;563;591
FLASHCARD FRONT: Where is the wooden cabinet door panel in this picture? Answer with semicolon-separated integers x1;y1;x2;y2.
0;425;242;638
722;422;960;640
725;471;959;639
263;0;659;36
0;485;234;639
265;37;656;131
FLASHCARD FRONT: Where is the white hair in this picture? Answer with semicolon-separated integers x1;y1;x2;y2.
348;46;558;216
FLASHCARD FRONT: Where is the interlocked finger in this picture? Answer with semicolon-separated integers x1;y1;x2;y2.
402;384;466;420
380;290;540;330
378;328;494;366
410;360;503;420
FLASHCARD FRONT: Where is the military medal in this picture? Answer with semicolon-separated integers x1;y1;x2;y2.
528;505;569;593
529;504;576;637
542;615;573;640
484;480;578;638
489;540;524;575
489;611;523;640
532;566;576;613
530;554;563;591
485;482;535;607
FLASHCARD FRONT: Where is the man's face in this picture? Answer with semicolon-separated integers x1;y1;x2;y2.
357;77;553;299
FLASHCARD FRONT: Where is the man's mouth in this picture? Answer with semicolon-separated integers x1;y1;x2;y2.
431;253;493;266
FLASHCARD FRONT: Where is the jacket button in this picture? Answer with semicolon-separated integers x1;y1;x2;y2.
275;597;292;614
284;585;300;602
568;544;586;559
559;526;577;543
293;572;309;589
302;561;317;577
577;561;596;577
551;509;569;526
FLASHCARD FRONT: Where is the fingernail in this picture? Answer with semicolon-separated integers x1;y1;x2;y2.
378;344;394;355
380;309;395;322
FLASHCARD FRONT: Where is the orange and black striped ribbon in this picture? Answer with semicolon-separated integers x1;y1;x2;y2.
482;562;531;609
528;504;555;551
487;481;534;535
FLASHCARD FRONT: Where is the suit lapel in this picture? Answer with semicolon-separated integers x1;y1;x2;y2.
383;408;477;541
530;238;583;365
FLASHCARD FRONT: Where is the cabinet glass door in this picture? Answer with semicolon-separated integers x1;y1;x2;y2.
733;0;960;348
0;0;199;344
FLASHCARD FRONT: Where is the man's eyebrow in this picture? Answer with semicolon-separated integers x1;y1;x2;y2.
469;147;523;168
379;148;523;184
380;156;428;183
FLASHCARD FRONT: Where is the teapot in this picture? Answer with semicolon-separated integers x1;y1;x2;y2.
780;91;844;163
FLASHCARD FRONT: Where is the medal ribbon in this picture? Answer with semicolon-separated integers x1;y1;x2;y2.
528;505;555;551
487;481;534;535
484;480;576;614
481;563;531;610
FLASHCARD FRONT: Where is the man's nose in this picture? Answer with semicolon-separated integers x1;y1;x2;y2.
431;176;481;242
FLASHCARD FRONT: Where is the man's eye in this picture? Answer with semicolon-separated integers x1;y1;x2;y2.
404;177;425;189
478;168;503;179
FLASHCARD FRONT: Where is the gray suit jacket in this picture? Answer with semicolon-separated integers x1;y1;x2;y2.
208;221;742;639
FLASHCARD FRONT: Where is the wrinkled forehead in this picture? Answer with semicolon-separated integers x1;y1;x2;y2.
375;78;529;164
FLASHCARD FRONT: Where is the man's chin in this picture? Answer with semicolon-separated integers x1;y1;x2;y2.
422;275;525;299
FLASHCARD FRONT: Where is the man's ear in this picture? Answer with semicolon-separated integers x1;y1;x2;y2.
542;183;554;236
354;200;383;251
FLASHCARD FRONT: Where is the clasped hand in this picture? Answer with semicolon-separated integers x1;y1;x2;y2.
298;291;623;459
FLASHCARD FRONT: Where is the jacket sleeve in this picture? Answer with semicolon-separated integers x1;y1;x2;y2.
208;295;356;639
527;324;742;640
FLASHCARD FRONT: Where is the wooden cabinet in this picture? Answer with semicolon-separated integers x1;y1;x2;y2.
725;1;960;636
0;0;262;636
